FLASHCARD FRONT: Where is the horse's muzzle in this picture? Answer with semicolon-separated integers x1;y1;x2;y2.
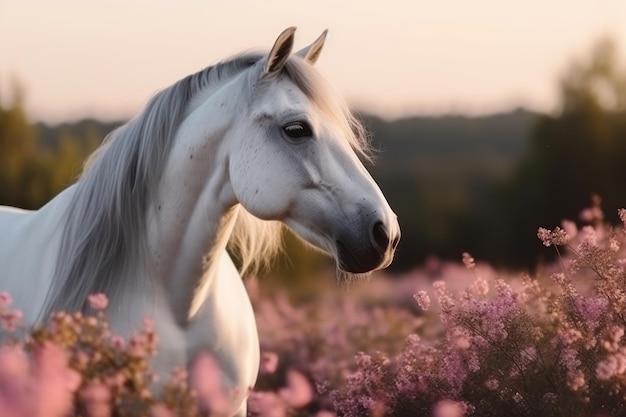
335;219;400;273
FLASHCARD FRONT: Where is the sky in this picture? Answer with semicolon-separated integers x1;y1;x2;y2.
1;0;625;123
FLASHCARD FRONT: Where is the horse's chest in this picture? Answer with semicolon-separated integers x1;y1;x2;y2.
186;273;260;387
112;255;259;415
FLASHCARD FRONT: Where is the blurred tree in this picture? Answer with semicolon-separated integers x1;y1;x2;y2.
48;128;101;193
365;110;533;271
0;81;42;208
502;36;626;268
0;80;101;209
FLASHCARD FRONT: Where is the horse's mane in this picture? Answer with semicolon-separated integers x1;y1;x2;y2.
43;51;370;316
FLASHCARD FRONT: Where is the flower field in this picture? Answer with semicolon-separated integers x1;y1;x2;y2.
3;201;626;416
253;201;626;416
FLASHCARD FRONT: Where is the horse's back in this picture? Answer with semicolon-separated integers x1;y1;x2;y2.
0;188;75;323
0;205;33;244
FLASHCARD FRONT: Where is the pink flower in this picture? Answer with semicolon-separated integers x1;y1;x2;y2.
485;378;499;391
469;276;489;297
314;411;337;417
87;293;108;310
168;367;188;387
560;348;581;372
537;226;569;247
150;404;175;417
191;352;232;416
449;327;471;350
462;252;475;269
610;236;620;252
619;208;626;229
110;335;125;351
566;369;585;391
579;208;595;222
0;290;22;332
1;309;23;332
104;372;126;390
596;347;626;381
543;392;557;403
0;292;12;309
433;281;455;316
537;227;553;246
80;382;112;417
441;352;468;394
580;200;603;223
31;343;82;417
573;296;608;330
602;326;625;352
0;345;29;414
248;391;288;417
260;351;279;374
561;220;578;239
75;350;90;368
432;399;467;417
559;329;583;346
127;334;149;358
579;225;598;248
413;291;431;311
278;368;314;409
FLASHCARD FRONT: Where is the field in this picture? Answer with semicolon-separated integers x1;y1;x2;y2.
2;201;626;417
250;204;626;417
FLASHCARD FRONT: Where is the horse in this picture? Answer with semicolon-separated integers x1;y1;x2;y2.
0;27;400;416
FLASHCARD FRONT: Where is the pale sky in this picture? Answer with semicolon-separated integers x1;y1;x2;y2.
1;0;625;123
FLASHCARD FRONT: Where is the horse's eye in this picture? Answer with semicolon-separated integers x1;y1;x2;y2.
283;121;313;139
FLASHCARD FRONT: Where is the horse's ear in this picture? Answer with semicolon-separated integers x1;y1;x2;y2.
263;27;296;79
296;29;328;64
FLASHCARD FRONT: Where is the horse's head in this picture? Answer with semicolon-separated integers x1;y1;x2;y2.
228;27;400;274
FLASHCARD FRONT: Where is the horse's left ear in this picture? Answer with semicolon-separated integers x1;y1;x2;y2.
263;27;296;79
296;29;328;64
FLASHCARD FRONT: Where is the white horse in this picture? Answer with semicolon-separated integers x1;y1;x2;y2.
0;28;399;416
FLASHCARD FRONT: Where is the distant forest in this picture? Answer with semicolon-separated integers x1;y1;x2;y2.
2;37;626;272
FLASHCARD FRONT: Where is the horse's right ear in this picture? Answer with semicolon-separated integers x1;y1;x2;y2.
263;27;296;79
296;29;327;64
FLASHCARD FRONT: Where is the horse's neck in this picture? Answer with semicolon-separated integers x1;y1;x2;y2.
168;204;240;324
145;106;239;327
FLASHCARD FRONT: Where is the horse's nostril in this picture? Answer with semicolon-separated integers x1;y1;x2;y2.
372;221;390;250
391;234;400;250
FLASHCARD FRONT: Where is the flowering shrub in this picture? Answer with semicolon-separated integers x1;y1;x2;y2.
0;293;201;417
3;200;626;417
250;281;424;416
252;201;626;417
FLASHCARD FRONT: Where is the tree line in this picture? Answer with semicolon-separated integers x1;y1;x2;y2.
1;37;625;271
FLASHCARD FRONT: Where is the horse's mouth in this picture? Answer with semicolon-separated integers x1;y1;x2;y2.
335;240;384;274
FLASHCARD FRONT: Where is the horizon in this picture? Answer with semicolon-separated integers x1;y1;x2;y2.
31;105;536;127
1;1;625;123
